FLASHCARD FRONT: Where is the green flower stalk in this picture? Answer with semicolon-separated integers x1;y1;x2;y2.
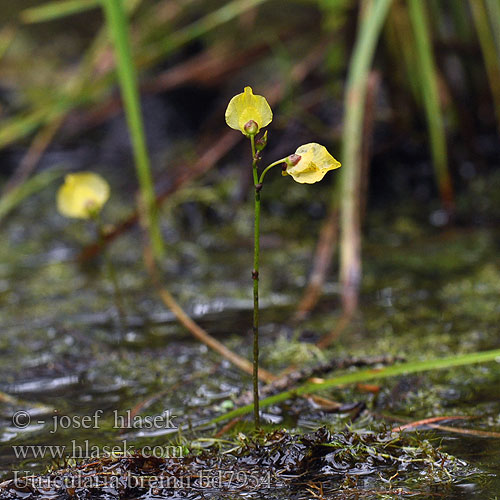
57;172;126;327
225;87;341;428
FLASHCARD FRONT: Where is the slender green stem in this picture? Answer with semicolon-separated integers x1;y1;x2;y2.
250;134;260;428
258;158;287;185
250;135;259;186
249;148;287;428
95;214;126;328
101;0;164;257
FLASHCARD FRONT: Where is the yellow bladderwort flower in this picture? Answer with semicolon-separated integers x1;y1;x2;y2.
57;172;110;219
283;143;341;184
225;86;273;136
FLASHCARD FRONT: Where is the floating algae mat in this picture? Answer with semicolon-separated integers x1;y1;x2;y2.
0;428;468;499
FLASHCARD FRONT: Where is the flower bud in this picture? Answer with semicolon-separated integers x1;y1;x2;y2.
243;120;259;136
285;154;302;166
255;131;268;152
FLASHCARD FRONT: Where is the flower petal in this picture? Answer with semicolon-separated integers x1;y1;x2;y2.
57;172;110;219
225;86;272;135
286;143;341;184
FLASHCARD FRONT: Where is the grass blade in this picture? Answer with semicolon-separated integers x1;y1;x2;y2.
0;0;262;150
485;0;500;54
0;25;16;60
470;0;500;131
449;0;473;41
101;0;164;257
407;0;453;209
21;0;100;24
210;348;500;424
339;0;393;314
385;3;420;102
0;168;65;221
0;108;54;150
139;0;271;67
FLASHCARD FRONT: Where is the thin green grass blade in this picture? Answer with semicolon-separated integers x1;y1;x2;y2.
0;96;72;149
449;0;473;41
470;0;500;130
21;0;100;24
21;0;141;23
0;0;144;151
339;0;393;313
0;168;65;221
0;109;53;150
1;0;259;150
101;0;164;257
407;0;453;209
485;0;500;54
0;25;16;60
210;348;500;424
385;4;420;102
139;0;271;67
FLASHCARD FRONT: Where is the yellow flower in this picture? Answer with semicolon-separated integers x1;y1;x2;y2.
283;143;341;184
57;172;110;219
225;86;272;135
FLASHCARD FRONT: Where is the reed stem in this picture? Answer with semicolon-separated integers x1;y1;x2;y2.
101;0;164;257
408;0;453;209
340;0;393;314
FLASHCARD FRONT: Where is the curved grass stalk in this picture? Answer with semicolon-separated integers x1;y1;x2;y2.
210;348;500;425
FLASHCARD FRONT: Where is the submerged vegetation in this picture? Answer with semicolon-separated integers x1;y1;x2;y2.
1;0;500;498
